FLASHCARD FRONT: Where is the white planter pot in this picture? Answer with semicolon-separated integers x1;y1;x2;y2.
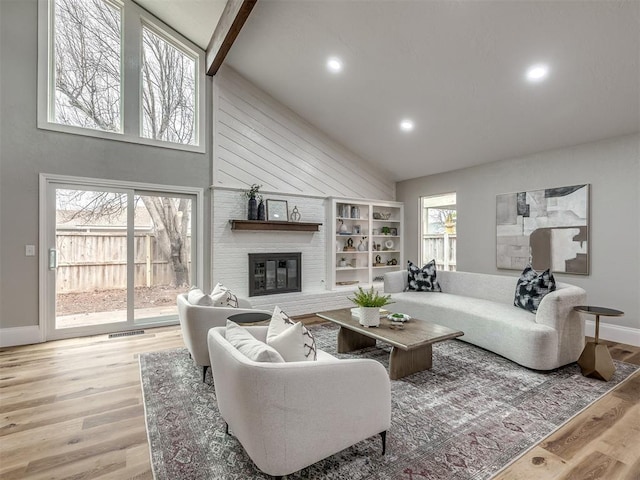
359;307;380;327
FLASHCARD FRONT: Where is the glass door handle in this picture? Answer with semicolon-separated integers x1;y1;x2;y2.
49;248;58;270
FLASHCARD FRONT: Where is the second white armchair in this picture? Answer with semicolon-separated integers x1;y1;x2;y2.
177;293;271;381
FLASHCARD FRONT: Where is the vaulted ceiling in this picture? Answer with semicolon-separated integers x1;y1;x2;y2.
136;0;640;182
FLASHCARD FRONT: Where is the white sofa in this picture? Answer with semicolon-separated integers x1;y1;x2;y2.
384;270;587;370
207;325;391;479
177;293;271;381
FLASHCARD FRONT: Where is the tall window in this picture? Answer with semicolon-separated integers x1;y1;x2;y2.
53;0;122;132
421;193;457;271
141;26;197;145
39;0;205;152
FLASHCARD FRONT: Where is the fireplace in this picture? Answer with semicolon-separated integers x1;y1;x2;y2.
248;253;302;297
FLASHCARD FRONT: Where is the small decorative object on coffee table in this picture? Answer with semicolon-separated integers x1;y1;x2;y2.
387;312;410;330
574;305;624;381
348;286;393;327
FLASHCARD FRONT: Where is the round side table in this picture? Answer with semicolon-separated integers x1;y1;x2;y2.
227;311;272;324
574;305;624;381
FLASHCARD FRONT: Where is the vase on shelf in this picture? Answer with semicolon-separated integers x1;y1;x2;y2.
248;197;258;220
257;200;265;220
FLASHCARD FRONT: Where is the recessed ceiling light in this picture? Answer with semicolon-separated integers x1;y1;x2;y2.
526;63;549;82
326;57;343;73
399;119;414;132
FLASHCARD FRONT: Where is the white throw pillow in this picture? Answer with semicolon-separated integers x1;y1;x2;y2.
225;320;284;363
210;283;239;308
267;306;317;362
187;287;214;306
267;321;307;362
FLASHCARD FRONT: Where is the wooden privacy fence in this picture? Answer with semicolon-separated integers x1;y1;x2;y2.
56;232;191;293
422;234;457;271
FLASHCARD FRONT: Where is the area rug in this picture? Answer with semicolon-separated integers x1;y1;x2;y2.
140;324;637;479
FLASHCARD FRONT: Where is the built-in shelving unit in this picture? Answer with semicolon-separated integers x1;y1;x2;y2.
327;197;404;290
230;220;322;232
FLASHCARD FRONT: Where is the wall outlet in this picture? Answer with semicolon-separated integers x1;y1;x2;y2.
25;245;36;256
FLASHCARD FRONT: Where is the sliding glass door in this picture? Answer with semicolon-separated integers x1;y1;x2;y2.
133;193;193;324
42;176;201;340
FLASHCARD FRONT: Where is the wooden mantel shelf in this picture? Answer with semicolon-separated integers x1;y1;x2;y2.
229;220;322;232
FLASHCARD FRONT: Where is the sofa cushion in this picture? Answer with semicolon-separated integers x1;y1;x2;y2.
514;265;556;313
267;306;317;361
187;287;214;306
210;283;239;308
406;260;442;292
226;320;285;363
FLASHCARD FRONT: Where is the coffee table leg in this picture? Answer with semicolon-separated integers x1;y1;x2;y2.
337;327;376;353
389;344;432;380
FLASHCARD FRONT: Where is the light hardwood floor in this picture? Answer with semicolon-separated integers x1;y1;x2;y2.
0;322;638;480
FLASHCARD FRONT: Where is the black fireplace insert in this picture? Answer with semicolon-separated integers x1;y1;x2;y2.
248;252;301;297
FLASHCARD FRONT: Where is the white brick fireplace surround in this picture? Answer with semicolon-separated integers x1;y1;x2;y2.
212;188;354;316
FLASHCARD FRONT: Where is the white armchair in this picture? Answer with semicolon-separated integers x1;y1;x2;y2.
176;293;271;381
207;325;392;479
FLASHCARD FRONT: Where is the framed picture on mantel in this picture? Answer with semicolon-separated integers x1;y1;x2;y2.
266;199;288;221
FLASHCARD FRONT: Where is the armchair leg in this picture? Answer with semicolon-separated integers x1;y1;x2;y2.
225;422;230;435
380;431;387;455
202;365;210;382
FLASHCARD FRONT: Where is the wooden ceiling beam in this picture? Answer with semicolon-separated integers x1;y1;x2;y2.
205;0;257;76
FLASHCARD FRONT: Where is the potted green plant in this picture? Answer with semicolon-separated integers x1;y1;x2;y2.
349;286;393;327
243;184;262;220
381;226;391;235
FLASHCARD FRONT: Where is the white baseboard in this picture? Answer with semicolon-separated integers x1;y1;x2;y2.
585;320;640;347
0;326;43;348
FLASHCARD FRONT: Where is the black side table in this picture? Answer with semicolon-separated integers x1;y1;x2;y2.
574;305;624;381
227;312;272;324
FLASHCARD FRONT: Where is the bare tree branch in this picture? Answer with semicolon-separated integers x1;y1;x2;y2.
52;0;195;285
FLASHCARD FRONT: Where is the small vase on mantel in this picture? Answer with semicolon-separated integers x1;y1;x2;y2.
257;200;266;220
243;184;262;220
248;197;258;220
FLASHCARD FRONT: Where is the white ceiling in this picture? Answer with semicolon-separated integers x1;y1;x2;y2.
137;1;640;182
134;0;226;49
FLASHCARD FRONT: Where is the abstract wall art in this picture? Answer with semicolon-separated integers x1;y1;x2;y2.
496;184;589;274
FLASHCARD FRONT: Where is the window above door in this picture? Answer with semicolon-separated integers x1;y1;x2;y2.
37;0;205;153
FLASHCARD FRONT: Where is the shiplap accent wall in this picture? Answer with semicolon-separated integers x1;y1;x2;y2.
212;66;395;199
210;67;397;315
212;189;353;315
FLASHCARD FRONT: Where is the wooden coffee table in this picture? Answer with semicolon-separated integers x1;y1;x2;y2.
316;308;464;380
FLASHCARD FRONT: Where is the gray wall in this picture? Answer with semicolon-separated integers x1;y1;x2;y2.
396;134;640;330
0;0;212;329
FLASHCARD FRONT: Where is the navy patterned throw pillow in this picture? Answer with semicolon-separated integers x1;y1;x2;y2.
514;265;556;313
406;260;442;292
